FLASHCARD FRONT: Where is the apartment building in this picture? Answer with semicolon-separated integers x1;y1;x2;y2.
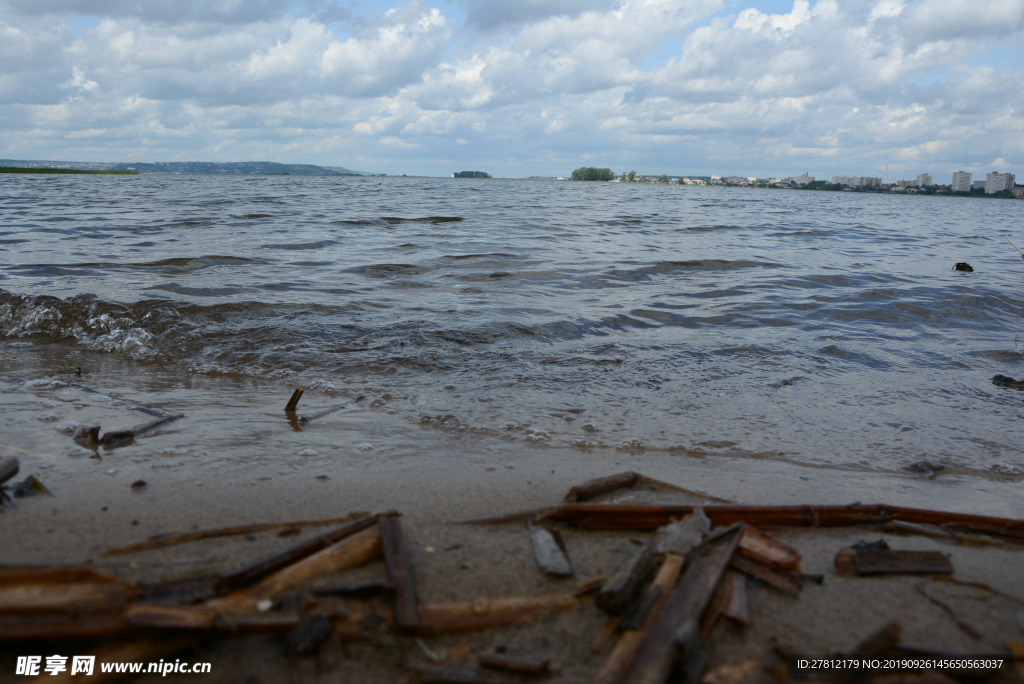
986;172;1015;194
951;171;972;193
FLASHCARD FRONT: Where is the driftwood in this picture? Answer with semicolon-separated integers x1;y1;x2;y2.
723;572;749;624
209;523;383;612
103;512;371;555
566;472;640;502
622;526;744;684
528;523;573;576
729;555;801;598
124;603;300;634
596;543;654;614
596;553;685;684
538;503;1024;540
285;388;304;411
313;581;394;598
419;593;582;634
381;513;420;632
478;653;552;675
737;527;800;571
836;549;953;576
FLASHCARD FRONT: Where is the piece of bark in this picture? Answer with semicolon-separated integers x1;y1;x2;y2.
723;572;749;624
0;456;18;485
622;526;744;684
0;612;131;641
738;527;800;571
654;509;710;556
595;553;685;684
528;523;573;576
729;555;802;598
478;653;552;675
285;388;304;411
419;593;582;634
538;503;1024;541
209;523;382;612
853;550;953;575
596;542;655;614
566;472;639;502
103;512;372;555
381;513;420;631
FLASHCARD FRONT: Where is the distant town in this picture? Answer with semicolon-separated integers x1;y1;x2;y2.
559;168;1023;199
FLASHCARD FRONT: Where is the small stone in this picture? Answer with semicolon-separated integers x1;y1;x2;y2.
256;599;273;613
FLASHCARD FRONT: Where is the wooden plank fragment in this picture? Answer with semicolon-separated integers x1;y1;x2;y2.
596;553;685;684
0;612;130;641
124;604;299;634
729;555;802;598
528;523;573;577
209;523;382;612
103;512;371;555
566;472;639;502
478;653;552;675
853;550;953;576
0;568;136;614
622;527;744;684
700;573;735;638
723;572;749;625
738;527;800;571
596;542;654;614
380;513;420;631
419;593;581;634
539;503;1024;540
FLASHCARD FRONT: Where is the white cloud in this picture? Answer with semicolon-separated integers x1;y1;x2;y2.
0;0;1021;178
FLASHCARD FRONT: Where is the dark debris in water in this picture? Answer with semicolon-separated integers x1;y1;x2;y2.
952;262;973;272
992;374;1024;388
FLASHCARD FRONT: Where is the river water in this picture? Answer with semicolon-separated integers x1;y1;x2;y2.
2;174;1024;504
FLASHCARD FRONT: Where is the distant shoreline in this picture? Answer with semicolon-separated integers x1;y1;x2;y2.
0;167;138;175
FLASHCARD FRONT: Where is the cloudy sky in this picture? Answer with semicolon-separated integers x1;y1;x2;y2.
1;0;1022;179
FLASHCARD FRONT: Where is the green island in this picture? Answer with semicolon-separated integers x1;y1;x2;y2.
571;166;615;181
0;167;138;175
453;171;491;178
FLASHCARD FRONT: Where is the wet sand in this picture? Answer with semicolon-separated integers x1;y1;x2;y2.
2;344;1024;682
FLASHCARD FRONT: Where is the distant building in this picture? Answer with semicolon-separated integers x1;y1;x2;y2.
832;176;880;187
794;172;814;186
914;173;932;187
986;172;1015;194
896;180;911;188
973;180;986;190
1014;187;1024;199
951;171;972;193
747;176;757;183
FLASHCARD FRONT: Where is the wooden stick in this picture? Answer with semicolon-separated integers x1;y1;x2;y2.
730;555;802;598
209;523;382;612
623;526;744;684
124;603;300;634
102;512;370;555
596;553;685;684
419;593;582;634
566;472;639;502
380;513;420;632
540;503;1024;540
285;388;304;411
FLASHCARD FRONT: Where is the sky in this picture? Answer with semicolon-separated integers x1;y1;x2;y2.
1;0;1022;180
